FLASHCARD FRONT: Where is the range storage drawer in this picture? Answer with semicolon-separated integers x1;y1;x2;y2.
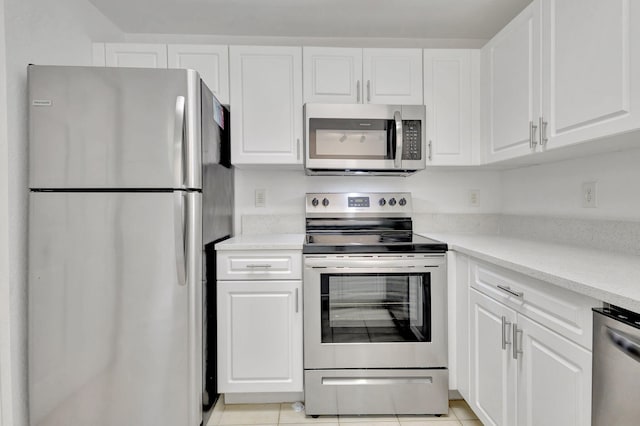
304;369;448;416
217;250;302;280
470;259;597;349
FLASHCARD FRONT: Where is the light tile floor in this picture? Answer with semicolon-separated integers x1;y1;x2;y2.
206;399;483;426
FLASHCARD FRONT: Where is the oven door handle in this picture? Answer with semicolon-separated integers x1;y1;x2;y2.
304;258;442;269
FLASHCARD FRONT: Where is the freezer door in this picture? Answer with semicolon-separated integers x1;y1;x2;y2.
28;65;201;190
28;191;202;426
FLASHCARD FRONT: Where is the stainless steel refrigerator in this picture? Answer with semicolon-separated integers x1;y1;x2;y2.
27;65;233;426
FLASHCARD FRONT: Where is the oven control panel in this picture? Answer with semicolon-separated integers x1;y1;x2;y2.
306;192;412;217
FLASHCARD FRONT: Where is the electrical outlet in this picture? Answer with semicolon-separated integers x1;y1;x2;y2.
582;181;597;208
469;189;480;207
255;188;266;207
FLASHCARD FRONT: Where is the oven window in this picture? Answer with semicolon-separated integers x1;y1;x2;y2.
320;273;431;343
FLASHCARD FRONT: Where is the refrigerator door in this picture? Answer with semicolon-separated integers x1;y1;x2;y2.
28;65;201;190
28;191;202;426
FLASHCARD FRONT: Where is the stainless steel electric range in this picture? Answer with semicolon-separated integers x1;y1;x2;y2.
302;192;449;416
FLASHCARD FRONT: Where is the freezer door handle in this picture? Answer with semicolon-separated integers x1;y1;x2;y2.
174;96;186;188
174;192;187;286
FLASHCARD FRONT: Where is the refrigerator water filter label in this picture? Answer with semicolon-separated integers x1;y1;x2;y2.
32;100;52;107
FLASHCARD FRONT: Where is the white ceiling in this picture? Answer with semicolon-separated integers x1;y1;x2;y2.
88;0;533;40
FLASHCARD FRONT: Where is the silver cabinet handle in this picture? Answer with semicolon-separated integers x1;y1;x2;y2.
394;111;403;169
173;192;187;286
501;316;512;350
174;96;186;187
512;325;523;359
295;288;299;313
367;80;371;103
529;121;538;150
539;116;548;146
356;80;361;103
606;326;640;363
297;138;301;161
497;284;523;298
245;264;273;269
428;140;433;161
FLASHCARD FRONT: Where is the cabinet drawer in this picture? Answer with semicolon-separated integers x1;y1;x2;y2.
470;260;597;349
217;250;302;280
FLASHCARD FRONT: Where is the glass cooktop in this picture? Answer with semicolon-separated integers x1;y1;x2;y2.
303;233;448;254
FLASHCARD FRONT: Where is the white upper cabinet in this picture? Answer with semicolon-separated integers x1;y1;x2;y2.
424;49;480;165
230;46;303;166
363;48;423;105
540;0;640;150
168;44;229;105
303;47;423;105
104;43;168;68
303;47;363;103
482;2;541;163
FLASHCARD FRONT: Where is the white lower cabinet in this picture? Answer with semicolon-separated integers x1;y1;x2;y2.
464;257;594;426
217;280;303;393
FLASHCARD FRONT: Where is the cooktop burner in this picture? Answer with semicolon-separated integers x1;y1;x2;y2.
303;192;448;254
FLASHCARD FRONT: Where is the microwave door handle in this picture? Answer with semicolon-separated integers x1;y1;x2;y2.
394;110;403;168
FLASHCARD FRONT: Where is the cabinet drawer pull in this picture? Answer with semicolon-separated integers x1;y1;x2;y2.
497;284;523;298
245;264;273;269
501;316;512;350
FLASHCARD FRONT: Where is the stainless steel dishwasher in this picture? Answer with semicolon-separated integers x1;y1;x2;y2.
592;305;640;426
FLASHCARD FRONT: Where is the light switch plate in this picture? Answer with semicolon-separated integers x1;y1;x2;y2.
255;188;266;207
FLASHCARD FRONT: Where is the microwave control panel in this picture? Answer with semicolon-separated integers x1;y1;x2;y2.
402;121;422;160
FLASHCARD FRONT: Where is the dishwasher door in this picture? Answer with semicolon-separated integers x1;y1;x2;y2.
592;307;640;426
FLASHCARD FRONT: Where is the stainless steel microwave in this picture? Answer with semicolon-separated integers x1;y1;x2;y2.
304;104;426;176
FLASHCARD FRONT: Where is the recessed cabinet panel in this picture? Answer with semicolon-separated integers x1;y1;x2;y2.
217;280;303;393
542;0;639;149
230;46;303;165
483;2;541;162
424;50;478;165
363;49;423;105
469;289;517;426
105;44;168;68
517;315;592;426
303;47;362;103
168;44;229;105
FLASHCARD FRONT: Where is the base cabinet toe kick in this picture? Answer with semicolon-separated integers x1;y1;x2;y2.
304;369;449;416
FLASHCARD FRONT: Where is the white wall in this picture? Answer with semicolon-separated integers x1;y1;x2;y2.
2;1;122;425
235;168;503;234
501;147;640;221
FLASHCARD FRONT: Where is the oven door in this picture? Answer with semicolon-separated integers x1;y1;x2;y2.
303;254;447;369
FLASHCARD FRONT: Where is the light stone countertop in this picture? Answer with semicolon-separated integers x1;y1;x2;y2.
419;232;640;313
214;234;306;251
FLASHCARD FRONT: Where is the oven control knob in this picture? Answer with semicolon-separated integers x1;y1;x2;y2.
322;198;330;207
378;198;386;206
311;198;319;207
399;198;407;206
389;198;397;206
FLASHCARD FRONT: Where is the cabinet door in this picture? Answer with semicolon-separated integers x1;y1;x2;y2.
541;0;640;150
516;315;592;426
469;289;517;426
168;44;229;105
105;43;168;68
303;47;362;104
363;48;423;105
230;46;303;165
424;49;479;165
483;2;541;162
217;280;303;393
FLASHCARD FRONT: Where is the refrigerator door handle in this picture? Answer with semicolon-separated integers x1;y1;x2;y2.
174;192;187;286
174;96;186;188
